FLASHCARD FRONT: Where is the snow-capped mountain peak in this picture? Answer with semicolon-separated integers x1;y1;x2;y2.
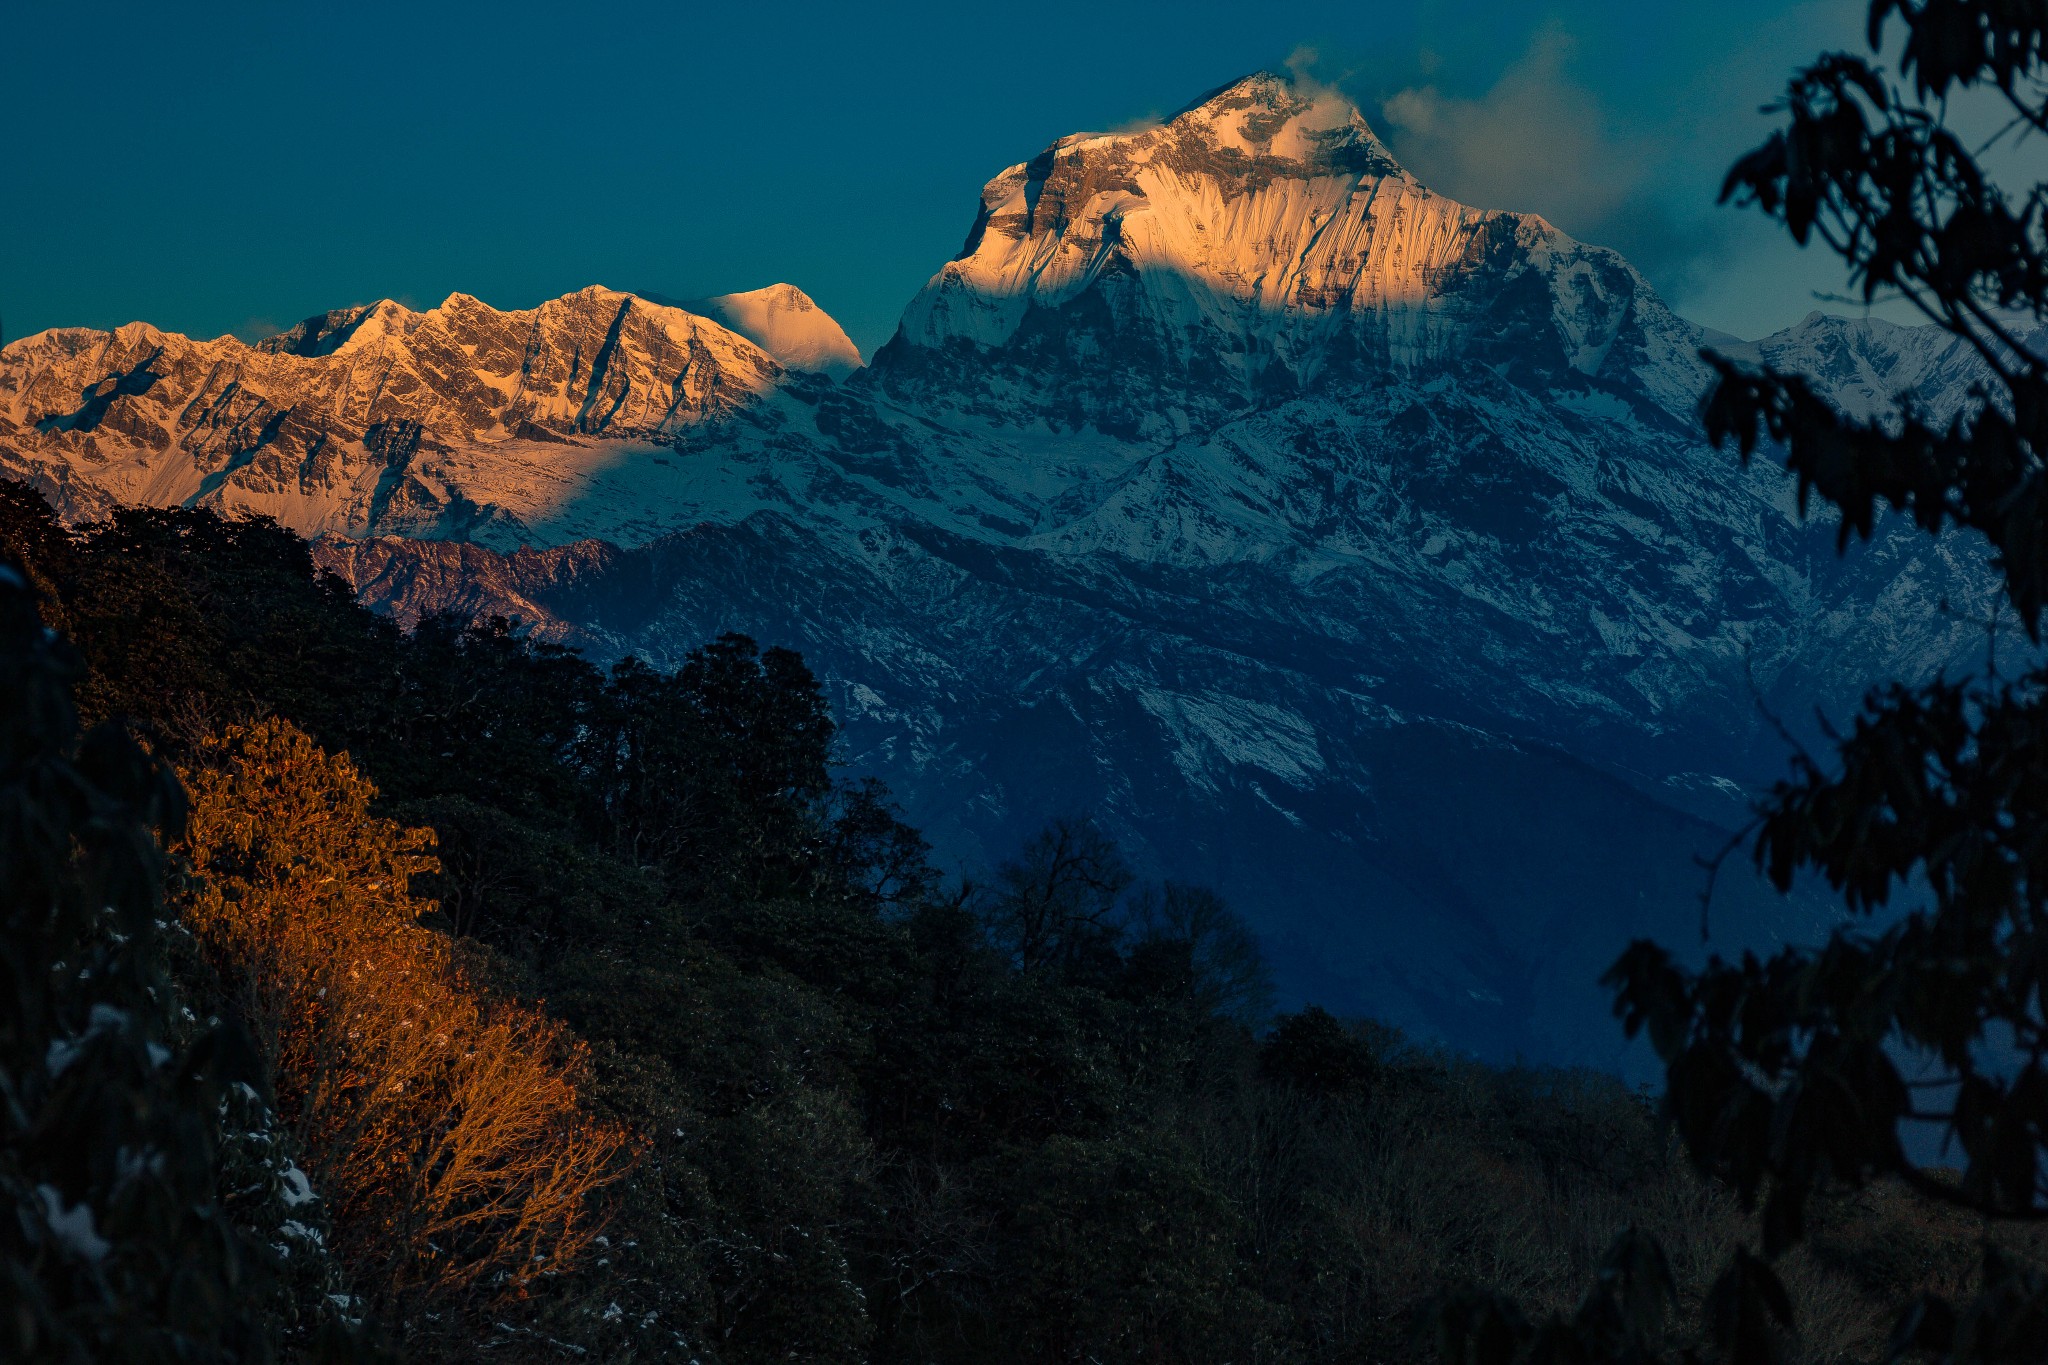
0;72;2016;1071
870;68;1701;436
627;283;864;380
691;284;864;380
0;286;798;540
1709;308;2043;422
1155;69;1406;178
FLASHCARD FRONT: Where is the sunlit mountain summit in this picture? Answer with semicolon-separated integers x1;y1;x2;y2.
880;70;1702;432
0;70;2024;1068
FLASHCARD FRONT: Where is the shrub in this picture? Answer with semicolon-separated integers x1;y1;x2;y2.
178;720;634;1320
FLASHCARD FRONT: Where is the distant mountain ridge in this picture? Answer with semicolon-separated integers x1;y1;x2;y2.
0;286;807;542
0;70;2022;1069
646;284;864;381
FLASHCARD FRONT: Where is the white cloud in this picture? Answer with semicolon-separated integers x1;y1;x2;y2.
1376;23;1645;237
1344;0;1949;338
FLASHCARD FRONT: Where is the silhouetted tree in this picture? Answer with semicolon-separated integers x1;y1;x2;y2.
1125;881;1276;1027
1259;1007;1377;1098
1446;4;2048;1361
985;817;1133;973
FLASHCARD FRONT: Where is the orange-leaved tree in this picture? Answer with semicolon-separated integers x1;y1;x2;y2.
176;719;634;1319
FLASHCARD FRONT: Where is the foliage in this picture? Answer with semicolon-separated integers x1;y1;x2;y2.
178;720;635;1326
1260;1005;1377;1096
1125;881;1277;1028
993;1131;1258;1363
984;816;1134;974
1;484;2011;1363
1444;3;2048;1362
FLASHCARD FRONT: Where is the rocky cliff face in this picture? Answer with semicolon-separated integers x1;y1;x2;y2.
2;71;2021;1069
0;287;799;542
871;71;1704;435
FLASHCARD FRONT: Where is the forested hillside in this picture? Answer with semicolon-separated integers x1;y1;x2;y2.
9;74;2014;1073
0;485;2018;1363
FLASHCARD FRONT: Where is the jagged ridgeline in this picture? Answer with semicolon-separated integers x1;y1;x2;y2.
0;70;2030;1071
0;488;2014;1364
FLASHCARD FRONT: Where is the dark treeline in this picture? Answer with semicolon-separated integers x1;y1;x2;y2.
0;486;2006;1364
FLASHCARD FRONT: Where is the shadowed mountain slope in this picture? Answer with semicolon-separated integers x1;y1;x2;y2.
3;70;2021;1066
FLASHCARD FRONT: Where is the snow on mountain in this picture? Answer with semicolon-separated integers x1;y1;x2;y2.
874;70;1707;433
0;69;2017;1070
0;286;801;542
688;284;864;380
1714;309;2042;422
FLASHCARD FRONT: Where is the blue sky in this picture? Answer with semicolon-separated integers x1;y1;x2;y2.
3;0;1902;356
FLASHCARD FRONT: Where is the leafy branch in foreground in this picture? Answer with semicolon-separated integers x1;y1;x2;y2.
1445;4;2048;1362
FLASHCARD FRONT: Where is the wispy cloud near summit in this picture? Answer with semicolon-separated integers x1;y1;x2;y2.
1378;25;1640;229
1273;4;1894;339
0;0;1914;352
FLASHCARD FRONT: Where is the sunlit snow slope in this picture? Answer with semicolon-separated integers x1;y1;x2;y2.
691;284;864;380
876;71;1705;433
1;70;2026;1071
0;286;822;545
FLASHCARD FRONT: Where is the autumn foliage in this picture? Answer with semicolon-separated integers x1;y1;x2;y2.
176;719;632;1314
9;493;2021;1364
